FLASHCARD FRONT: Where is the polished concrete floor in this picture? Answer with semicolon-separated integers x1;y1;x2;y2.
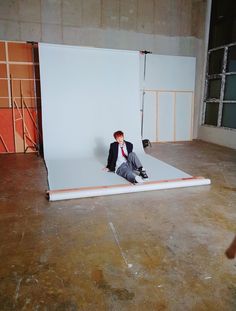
0;140;236;311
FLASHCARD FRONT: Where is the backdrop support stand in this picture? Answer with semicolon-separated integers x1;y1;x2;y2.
140;50;152;146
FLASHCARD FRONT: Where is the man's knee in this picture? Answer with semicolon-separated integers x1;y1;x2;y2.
128;151;136;158
126;172;136;183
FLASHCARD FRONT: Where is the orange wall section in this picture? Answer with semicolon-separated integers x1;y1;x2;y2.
0;98;9;107
8;42;33;62
0;41;41;154
12;80;35;99
0;80;9;97
9;64;35;79
0;42;6;61
0;108;38;153
0;64;7;78
0;109;14;152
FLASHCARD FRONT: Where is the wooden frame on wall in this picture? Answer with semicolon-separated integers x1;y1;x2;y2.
144;89;194;143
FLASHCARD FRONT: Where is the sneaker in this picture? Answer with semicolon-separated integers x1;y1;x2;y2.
134;176;144;183
139;169;148;179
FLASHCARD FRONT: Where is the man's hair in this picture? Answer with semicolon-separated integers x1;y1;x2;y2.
113;130;124;139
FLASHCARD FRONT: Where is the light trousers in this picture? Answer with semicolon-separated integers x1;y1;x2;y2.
116;152;142;183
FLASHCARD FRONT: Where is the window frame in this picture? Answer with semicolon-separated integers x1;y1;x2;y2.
202;42;236;131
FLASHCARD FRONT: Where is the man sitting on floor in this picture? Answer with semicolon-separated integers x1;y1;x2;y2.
105;130;148;184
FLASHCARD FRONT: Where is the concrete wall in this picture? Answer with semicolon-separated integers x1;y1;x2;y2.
198;126;236;150
0;0;207;139
0;0;206;43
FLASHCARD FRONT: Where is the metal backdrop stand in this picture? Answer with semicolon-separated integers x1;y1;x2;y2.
140;50;152;146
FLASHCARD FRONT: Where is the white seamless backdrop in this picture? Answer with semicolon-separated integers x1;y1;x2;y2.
39;43;143;160
39;43;210;199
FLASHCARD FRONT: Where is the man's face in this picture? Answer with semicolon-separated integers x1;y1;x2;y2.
116;135;124;145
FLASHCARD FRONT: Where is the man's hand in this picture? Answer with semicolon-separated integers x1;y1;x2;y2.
102;167;110;172
225;246;236;259
225;235;236;259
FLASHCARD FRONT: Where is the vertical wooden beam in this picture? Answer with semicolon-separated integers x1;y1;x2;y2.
9;75;16;152
156;91;159;142
5;42;11;108
190;91;194;140
30;42;40;155
173;92;176;142
20;80;26;153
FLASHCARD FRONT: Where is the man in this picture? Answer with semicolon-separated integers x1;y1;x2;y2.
105;130;148;184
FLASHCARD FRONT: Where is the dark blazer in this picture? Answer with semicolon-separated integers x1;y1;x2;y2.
106;141;133;172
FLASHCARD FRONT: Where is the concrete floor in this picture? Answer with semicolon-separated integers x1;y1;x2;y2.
0;140;236;311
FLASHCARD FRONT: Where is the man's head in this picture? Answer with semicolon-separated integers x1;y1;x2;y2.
113;130;124;144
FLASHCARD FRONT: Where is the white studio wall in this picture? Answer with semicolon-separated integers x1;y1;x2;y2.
39;43;210;200
143;92;156;142
158;92;175;142
142;54;196;142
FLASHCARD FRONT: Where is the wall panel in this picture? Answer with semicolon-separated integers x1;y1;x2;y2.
0;41;40;153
